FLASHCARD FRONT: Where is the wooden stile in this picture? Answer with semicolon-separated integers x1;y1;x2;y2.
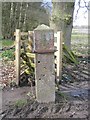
14;29;62;86
14;32;28;36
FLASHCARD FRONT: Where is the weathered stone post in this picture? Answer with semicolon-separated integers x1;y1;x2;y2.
33;24;55;103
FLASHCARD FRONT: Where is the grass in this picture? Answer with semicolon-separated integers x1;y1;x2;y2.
2;39;14;47
14;99;27;107
1;49;15;60
71;32;88;56
71;33;88;40
56;91;68;101
1;39;15;60
71;43;88;56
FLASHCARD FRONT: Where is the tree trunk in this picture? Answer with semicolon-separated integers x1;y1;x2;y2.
19;2;23;29
0;2;2;37
23;3;29;31
14;3;18;29
9;2;14;39
50;1;75;49
2;3;11;39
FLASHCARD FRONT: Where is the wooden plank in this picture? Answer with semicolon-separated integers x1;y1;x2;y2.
26;53;35;58
54;33;57;38
54;42;57;47
15;29;21;85
14;32;28;36
54;51;58;56
54;59;57;64
56;31;62;81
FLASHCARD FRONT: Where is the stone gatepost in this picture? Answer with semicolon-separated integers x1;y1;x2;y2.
33;24;55;103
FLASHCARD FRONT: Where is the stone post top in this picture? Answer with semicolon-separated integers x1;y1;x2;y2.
34;24;53;31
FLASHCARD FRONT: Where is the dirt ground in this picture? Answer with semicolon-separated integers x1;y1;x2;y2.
0;59;90;119
1;81;89;119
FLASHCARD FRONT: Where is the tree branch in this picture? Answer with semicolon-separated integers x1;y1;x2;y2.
75;0;90;20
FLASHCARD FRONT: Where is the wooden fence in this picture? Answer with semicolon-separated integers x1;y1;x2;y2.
14;29;62;85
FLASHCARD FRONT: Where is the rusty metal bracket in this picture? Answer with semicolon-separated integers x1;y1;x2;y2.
33;49;57;54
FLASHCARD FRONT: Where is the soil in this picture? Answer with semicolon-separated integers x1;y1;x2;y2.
0;58;90;119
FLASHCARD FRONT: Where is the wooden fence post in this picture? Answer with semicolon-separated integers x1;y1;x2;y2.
15;29;21;85
56;31;62;81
